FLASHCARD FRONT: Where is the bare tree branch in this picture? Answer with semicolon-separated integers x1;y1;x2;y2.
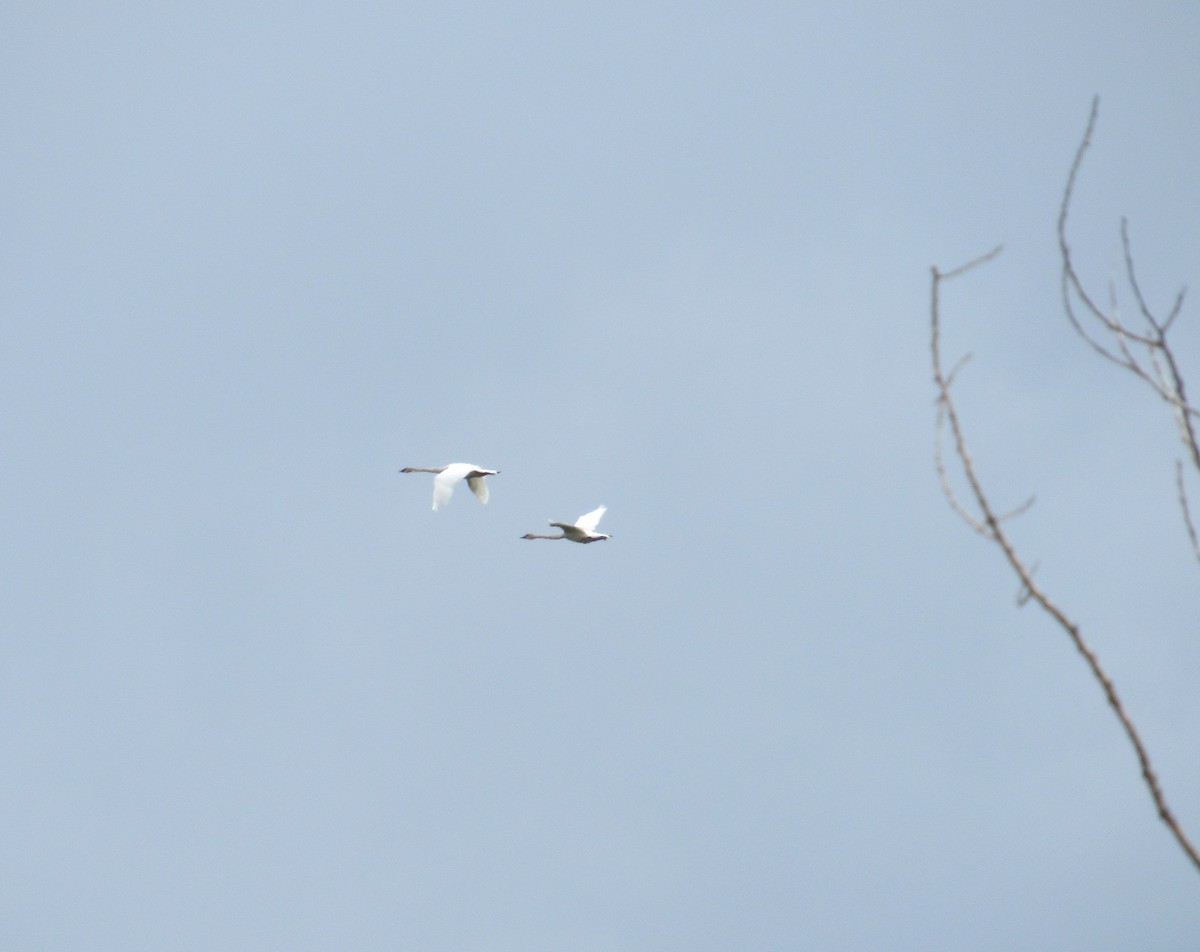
1058;97;1200;551
931;248;1200;876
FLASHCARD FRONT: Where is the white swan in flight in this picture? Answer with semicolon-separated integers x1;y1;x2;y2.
400;463;499;511
521;505;610;543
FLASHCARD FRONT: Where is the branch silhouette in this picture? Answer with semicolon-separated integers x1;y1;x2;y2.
931;250;1200;875
931;98;1200;875
1059;97;1200;558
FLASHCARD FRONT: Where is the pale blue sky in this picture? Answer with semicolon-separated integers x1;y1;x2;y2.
3;3;1199;949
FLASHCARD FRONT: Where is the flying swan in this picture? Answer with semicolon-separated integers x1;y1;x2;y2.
399;463;499;511
521;505;610;543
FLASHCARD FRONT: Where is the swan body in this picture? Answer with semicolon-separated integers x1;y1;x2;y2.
522;505;610;543
400;463;499;511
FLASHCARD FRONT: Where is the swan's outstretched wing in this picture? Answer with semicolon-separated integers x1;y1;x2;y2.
432;464;471;510
574;505;606;533
466;474;490;504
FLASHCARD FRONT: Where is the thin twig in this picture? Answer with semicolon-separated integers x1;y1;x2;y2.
1178;462;1200;565
931;246;1004;539
1016;562;1040;607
